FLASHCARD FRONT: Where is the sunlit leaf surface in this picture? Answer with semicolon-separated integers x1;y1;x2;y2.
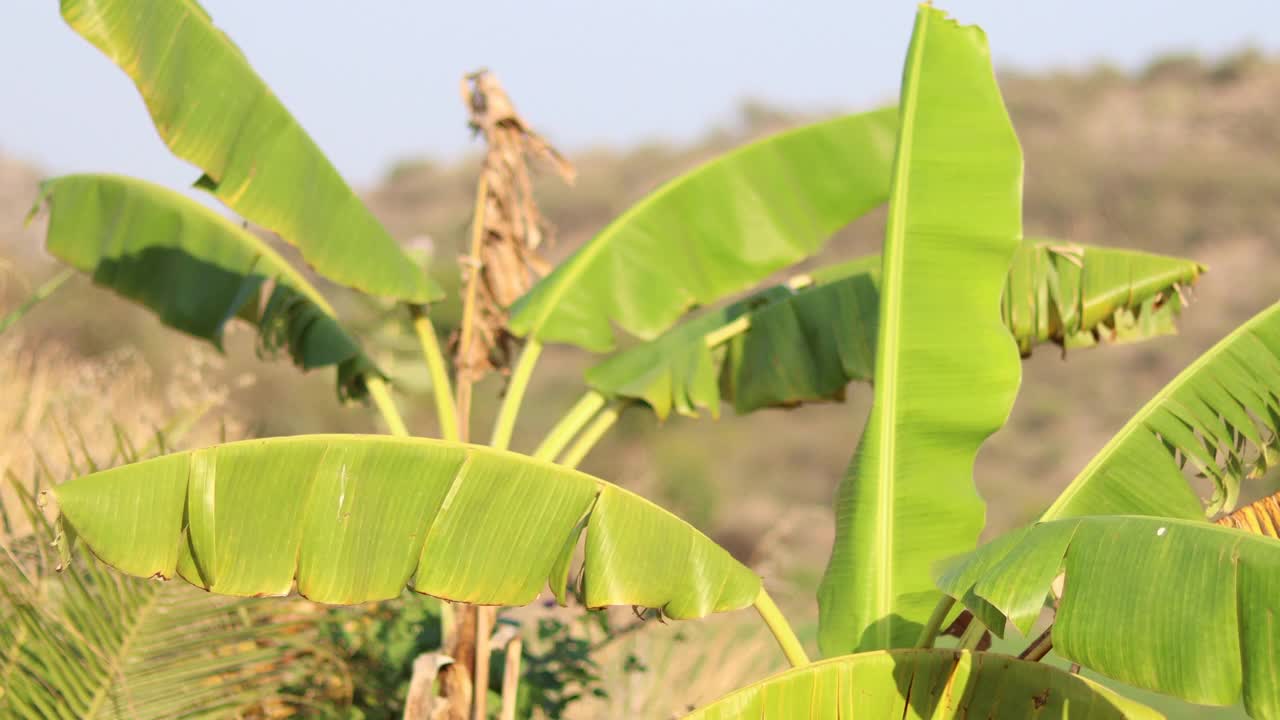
34;174;378;400
509;108;898;351
817;7;1024;655
53;435;760;617
1043;298;1280;521
683;649;1160;719
60;0;438;301
938;516;1280;719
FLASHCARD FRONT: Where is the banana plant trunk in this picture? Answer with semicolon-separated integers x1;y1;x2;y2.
442;609;479;720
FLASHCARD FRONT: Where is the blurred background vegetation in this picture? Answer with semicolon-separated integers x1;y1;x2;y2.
3;51;1277;717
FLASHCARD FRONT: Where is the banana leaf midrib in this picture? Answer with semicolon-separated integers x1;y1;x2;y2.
860;0;929;648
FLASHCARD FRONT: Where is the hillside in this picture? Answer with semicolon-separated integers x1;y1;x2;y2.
4;49;1280;599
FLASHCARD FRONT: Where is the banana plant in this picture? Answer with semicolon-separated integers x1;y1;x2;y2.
38;4;1140;718
20;0;1251;718
28;1;906;714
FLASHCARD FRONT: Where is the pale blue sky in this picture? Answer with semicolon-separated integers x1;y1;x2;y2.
2;2;1275;189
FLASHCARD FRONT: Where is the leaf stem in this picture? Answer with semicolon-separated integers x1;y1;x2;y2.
914;595;956;649
703;315;752;348
0;267;74;335
455;175;490;442
473;607;493;720
753;588;810;667
685;269;815;352
533;391;607;461
690;271;818;351
488;339;543;451
956;617;987;652
499;636;523;720
411;308;460;442
365;377;409;437
1017;625;1054;662
558;401;627;469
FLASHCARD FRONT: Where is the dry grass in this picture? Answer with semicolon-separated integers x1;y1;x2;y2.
0;330;246;533
575;610;785;719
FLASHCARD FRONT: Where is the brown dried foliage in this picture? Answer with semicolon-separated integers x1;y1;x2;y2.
453;70;575;385
1216;489;1280;539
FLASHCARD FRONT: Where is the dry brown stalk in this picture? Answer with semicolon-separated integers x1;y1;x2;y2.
452;70;574;400
441;68;574;720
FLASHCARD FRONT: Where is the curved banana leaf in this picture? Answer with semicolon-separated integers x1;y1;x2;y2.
60;0;437;302
3;486;324;719
1042;298;1280;522
1002;241;1204;354
586;241;1202;419
32;174;377;401
816;8;1024;655
50;435;760;616
508;107;898;352
936;516;1280;719
682;649;1159;719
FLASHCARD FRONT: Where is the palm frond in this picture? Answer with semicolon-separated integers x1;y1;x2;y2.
2;437;340;719
3;571;329;719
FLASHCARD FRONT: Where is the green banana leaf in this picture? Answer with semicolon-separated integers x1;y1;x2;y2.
1001;241;1204;354
581;281;799;421
936;516;1280;720
816;7;1024;656
682;649;1160;719
3;484;326;720
586;241;1203;419
59;0;437;302
1042;297;1280;522
508;107;898;352
50;435;760;616
31;174;378;401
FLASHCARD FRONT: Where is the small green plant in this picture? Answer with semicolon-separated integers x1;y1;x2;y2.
516;614;610;718
317;593;447;718
13;2;1276;719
